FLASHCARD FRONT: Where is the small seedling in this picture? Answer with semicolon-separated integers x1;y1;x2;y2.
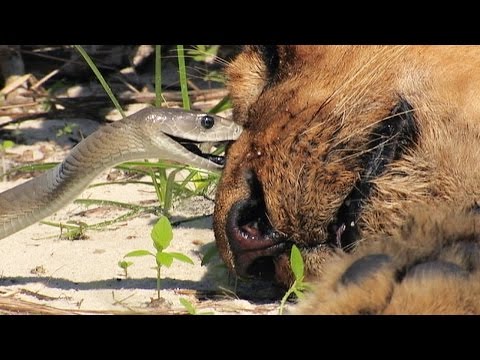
278;245;312;315
124;216;194;300
118;260;133;278
186;45;220;64
179;298;214;315
0;140;15;152
51;221;89;240
185;46;225;83
202;70;225;83
56;122;78;138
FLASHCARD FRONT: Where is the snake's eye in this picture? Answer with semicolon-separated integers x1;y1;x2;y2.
200;115;215;129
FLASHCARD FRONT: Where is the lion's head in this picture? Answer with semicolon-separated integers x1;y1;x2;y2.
213;45;480;287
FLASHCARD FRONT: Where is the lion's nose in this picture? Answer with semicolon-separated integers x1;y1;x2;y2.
224;170;288;279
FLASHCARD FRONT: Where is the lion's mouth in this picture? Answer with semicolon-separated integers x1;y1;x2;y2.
225;171;291;280
226;169;345;281
224;99;418;283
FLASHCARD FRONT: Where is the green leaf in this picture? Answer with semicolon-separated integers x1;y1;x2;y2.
203;70;225;83
179;298;196;315
186;45;220;64
177;45;190;110
124;250;154;258
208;95;232;114
157;252;173;268
201;244;219;266
293;288;305;299
74;45;125;118
290;245;304;280
151;216;173;251
298;284;312;297
118;260;133;269
168;252;194;265
164;169;181;211
303;282;313;292
2;140;15;149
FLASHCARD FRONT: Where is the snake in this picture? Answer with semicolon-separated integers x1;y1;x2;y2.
0;107;243;240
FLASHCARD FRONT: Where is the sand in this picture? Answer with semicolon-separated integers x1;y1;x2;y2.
0;114;283;315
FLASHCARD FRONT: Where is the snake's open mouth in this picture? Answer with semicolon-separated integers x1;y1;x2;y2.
164;134;226;166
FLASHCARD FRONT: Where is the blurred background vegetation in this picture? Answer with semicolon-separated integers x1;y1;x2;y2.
0;45;239;123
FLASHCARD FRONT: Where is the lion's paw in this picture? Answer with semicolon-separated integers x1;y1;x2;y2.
293;205;480;314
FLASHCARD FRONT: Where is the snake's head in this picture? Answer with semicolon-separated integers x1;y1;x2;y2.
137;107;243;172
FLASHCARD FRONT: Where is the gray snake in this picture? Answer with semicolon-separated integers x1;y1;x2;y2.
0;107;242;239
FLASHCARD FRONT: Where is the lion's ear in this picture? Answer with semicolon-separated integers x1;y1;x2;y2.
225;46;273;125
226;46;329;126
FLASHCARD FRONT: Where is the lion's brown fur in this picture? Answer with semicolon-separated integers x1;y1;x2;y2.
293;205;480;314
213;46;480;314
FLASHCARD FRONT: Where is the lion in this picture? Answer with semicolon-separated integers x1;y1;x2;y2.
213;45;480;314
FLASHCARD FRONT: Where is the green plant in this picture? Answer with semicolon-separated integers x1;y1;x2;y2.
78;44;227;211
185;46;225;84
0;140;15;152
118;260;133;278
186;45;220;64
35;45;227;237
39;198;159;239
177;45;190;110
74;45;125;118
208;95;232;114
144;44;223;214
56;122;78;137
179;298;214;315
278;245;312;315
38;220;89;240
62;222;88;240
123;216;194;300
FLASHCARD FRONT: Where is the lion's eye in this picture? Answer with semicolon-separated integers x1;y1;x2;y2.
200;115;215;129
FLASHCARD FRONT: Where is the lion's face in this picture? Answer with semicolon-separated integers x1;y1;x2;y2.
213;45;480;287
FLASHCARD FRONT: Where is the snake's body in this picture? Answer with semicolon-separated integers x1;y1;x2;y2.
0;107;242;239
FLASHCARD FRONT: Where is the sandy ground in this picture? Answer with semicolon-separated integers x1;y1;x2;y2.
0;113;284;315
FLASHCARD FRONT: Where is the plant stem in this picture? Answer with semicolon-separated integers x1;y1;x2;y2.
208;95;231;114
279;280;297;315
149;168;165;212
164;168;181;213
157;266;161;300
176;45;190;110
74;45;126;118
73;198;144;210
